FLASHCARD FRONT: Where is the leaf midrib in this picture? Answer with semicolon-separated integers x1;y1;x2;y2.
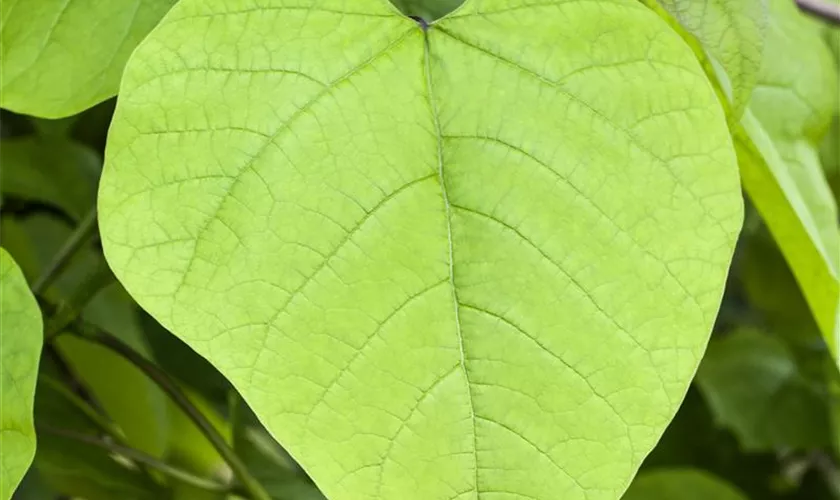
422;26;480;498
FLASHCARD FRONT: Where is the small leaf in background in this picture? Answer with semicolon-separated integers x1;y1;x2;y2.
0;136;100;221
10;469;58;500
55;283;172;458
696;329;832;451
163;385;229;480
34;431;164;500
99;0;742;498
622;468;748;500
31;116;79;138
740;227;824;335
656;0;768;117
31;363;164;500
0;0;177;118
820;115;839;203
0;249;42;499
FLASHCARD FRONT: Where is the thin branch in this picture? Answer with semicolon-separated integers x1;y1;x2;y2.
41;344;160;483
32;208;98;295
37;374;124;439
38;425;229;493
795;0;840;24
43;260;115;340
64;323;271;500
42;344;107;417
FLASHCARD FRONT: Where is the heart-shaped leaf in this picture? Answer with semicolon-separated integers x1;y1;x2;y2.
99;1;743;498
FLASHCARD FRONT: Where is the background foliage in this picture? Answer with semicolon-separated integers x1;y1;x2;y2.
0;0;839;499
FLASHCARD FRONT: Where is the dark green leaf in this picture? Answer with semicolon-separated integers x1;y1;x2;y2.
0;137;99;221
623;468;748;500
697;329;832;451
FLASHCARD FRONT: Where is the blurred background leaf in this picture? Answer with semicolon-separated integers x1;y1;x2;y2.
697;329;832;451
623;468;749;500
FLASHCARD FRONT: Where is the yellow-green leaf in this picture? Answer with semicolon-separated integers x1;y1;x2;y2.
0;249;43;499
99;1;743;498
0;0;177;118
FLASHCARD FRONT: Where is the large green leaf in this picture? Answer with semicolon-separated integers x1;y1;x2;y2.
0;249;42;499
99;1;743;498
656;0;768;117
622;468;747;500
0;0;177;118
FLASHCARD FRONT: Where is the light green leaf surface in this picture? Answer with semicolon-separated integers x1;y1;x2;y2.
621;468;747;500
0;249;42;499
0;137;100;221
99;1;742;498
696;329;831;450
656;0;768;117
734;0;839;353
0;0;177;118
